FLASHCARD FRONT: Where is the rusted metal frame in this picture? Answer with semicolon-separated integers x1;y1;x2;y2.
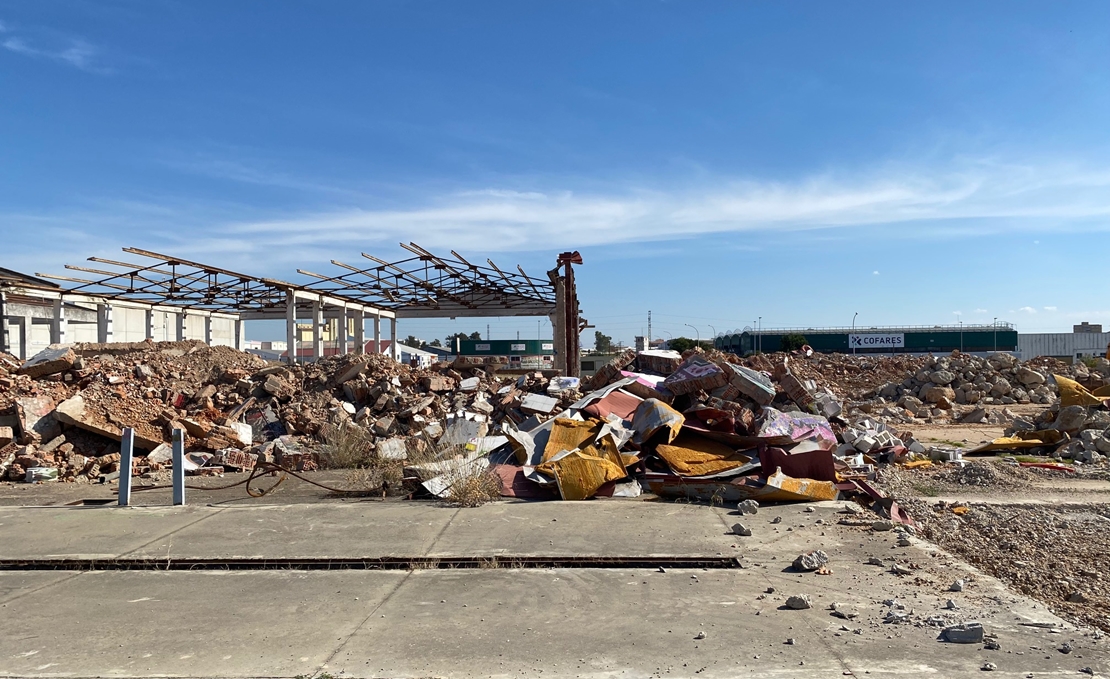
363;253;478;309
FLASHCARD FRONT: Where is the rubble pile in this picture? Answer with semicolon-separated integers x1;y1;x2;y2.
4;339;1107;507
904;500;1110;632
0;340;586;485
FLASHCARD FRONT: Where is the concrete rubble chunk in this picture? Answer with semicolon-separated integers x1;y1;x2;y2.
793;550;830;572
17;345;77;379
738;499;759;515
942;622;984;644
732;522;752;537
15;396;61;443
0;426;13;448
785;595;811;610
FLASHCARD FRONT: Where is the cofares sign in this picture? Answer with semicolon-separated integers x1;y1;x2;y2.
849;333;905;349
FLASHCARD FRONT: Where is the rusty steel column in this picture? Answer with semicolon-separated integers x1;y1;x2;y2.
551;251;583;377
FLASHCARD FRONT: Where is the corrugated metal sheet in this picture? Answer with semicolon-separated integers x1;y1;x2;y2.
1017;333;1110;360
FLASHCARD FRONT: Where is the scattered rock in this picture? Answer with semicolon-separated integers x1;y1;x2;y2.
793;550;830;572
785;595;811;610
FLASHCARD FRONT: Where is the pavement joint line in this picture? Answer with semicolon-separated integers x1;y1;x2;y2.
0;571;85;606
115;506;229;561
316;569;415;674
0;556;746;571
421;506;460;557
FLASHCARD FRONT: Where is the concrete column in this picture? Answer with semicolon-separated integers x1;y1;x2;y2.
389;317;398;360
353;308;365;354
96;303;113;343
0;290;8;355
311;299;323;360
285;290;297;365
175;312;187;342
373;315;381;354
337;307;348;355
17;317;29;360
203;315;213;346
145;309;156;341
52;298;67;345
235;318;245;351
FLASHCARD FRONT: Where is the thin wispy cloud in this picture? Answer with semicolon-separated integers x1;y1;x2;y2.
1019;306;1038;314
1043;306;1057;312
1;20;110;74
216;159;1110;254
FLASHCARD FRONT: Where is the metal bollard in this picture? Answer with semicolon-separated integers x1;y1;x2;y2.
117;427;135;507
171;428;185;506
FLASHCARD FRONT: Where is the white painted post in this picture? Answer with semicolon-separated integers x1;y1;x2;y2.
337;307;348;354
389;317;398;360
235;318;245;351
353;308;365;354
52;298;67;344
145;309;156;341
203;315;213;346
118;427;135;507
285;290;297;364
311;299;323;359
0;291;8;355
373;315;381;354
171;428;185;506
17;317;29;360
97;303;113;343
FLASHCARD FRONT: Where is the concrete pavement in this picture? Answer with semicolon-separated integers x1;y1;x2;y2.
1;500;1107;678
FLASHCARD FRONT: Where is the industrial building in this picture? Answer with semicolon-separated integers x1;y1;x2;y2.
456;338;555;371
1017;332;1110;362
714;324;1018;356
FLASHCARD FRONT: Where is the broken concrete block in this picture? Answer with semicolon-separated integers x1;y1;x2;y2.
717;362;776;405
0;426;12;448
793;550;830;571
335;360;370;385
377;437;408;460
520;393;559;415
636;349;683;376
227;422;253;447
732;522;752;537
180;418;213;439
662;357;728;396
942;622;984;644
459;377;480;392
263;374;296;401
372;415;396;437
785;595;811;610
15;396;60;443
17;345;76;379
54;393;162;451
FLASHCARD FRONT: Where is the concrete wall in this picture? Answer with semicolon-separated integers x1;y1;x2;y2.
1018;332;1110;360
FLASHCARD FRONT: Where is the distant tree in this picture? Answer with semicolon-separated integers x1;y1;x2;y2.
429;338;443;348
594;331;613;353
402;335;424;348
445;331;485;348
667;337;714;353
780;333;809;351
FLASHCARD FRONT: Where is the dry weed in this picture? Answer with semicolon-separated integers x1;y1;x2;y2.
443;466;503;508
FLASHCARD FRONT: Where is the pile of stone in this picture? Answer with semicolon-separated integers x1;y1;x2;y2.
1005;403;1110;464
878;351;1059;408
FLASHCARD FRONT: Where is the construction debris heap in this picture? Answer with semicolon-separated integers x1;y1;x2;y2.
2;341;1107;504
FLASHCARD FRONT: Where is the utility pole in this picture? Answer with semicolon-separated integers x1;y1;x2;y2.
993;317;997;352
757;317;762;354
648;310;652;347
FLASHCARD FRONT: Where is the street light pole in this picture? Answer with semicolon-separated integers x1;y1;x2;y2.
757;316;762;354
852;312;858;354
685;324;700;345
993;317;997;352
959;319;963;353
708;325;716;349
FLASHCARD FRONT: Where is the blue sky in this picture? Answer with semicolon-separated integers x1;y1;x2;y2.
3;1;1110;346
